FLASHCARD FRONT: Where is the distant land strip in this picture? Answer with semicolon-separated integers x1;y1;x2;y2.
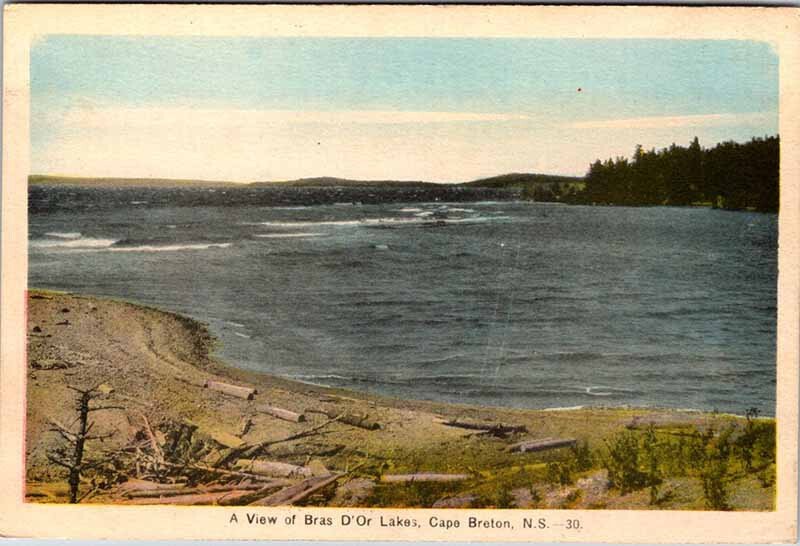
28;134;780;213
28;173;580;189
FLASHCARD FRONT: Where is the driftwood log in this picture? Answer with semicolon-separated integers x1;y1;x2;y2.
250;473;342;506
117;479;187;494
215;415;343;466
380;473;470;483
158;460;289;483
309;410;380;430
204;380;256;400
256;405;306;423
434;418;526;437
234;459;313;479
507;437;577;453
180;419;245;449
122;483;289;506
123;483;265;498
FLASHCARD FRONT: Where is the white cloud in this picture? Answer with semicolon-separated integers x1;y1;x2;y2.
59;107;530;129
565;112;773;130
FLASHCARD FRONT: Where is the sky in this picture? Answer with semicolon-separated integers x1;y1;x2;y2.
31;37;779;182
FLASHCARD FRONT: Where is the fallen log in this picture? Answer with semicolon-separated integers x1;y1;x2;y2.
158;460;287;483
215;415;343;466
380;473;470;483
182;419;245;449
139;413;165;465
314;410;379;431
257;405;306;423
239;417;254;437
234;459;313;479
215;479;296;506
507;437;577;453
250;473;342;506
208;430;245;449
124;483;265;498
122;488;266;506
434;418;526;436
204;380;256;400
116;479;185;494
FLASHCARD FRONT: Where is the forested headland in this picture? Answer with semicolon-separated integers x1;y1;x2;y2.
547;136;779;212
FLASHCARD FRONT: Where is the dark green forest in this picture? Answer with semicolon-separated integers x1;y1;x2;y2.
557;136;779;212
523;136;780;212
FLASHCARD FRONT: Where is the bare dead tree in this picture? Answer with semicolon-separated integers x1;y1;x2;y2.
47;384;122;503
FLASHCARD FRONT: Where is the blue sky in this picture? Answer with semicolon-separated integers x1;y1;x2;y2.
31;36;779;181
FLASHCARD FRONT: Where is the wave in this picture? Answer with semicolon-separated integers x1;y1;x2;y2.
233;332;251;339
254;232;325;239
106;243;231;253
397;207;423;213
225;321;245;328
31;237;118;249
443;216;511;224
247;220;364;227
584;386;621;397
44;231;82;239
33;237;232;252
242;215;510;229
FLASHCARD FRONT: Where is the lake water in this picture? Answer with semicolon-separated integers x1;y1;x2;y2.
28;185;778;415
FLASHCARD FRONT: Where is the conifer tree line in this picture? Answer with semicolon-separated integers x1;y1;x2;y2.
564;135;779;212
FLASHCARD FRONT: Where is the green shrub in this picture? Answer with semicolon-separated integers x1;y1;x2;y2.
698;426;733;510
641;426;664;505
757;465;776;488
529;486;542;507
495;487;515;508
604;430;648;494
546;461;574;486
571;440;594;472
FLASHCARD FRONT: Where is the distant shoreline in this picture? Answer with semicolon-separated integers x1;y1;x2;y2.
27;175;777;215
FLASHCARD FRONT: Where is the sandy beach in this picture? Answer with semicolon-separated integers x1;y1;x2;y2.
25;290;775;510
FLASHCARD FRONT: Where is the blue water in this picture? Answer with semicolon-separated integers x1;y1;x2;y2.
28;185;778;415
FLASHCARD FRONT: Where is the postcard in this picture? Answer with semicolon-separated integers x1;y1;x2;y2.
1;4;798;542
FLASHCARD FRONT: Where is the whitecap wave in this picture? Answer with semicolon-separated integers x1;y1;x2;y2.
233;332;251;339
250;220;363;227
31;237;118;249
225;321;245;328
254;232;325;238
44;232;82;239
245;215;510;229
107;243;232;252
583;386;632;397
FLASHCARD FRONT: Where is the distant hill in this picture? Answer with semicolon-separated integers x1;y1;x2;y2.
249;177;437;188
29;172;585;190
28;175;240;188
463;173;584;189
